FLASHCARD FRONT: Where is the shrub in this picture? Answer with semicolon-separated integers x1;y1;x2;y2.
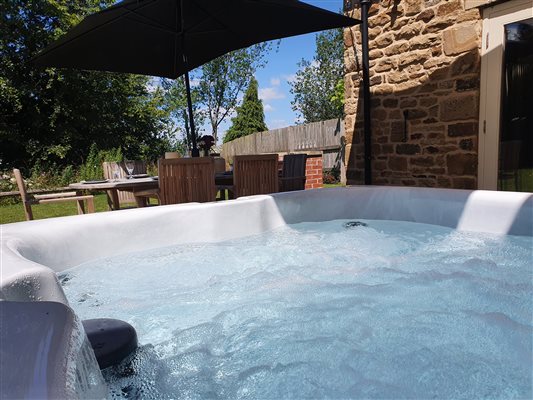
0;174;19;204
323;167;340;184
60;165;76;186
79;144;123;181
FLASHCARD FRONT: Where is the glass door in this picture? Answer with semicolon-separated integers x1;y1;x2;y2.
478;0;533;191
499;18;533;191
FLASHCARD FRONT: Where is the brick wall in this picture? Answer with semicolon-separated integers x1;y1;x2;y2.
344;0;482;189
305;154;323;189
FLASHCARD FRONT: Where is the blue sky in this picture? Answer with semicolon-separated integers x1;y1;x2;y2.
215;0;343;138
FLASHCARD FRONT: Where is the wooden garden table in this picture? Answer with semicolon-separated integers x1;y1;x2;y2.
69;177;158;210
71;173;235;209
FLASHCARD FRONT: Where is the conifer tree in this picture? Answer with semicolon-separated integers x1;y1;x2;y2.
223;77;268;143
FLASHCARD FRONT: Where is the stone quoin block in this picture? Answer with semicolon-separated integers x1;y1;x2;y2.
443;23;479;56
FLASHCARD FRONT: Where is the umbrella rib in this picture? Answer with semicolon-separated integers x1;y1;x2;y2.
125;9;179;35
186;0;242;41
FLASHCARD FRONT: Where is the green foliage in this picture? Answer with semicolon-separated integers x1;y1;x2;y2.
323;167;340;184
78;144;101;181
59;165;75;186
0;172;17;196
78;144;122;181
156;43;275;148
0;0;276;172
101;147;123;163
290;28;345;123
0;0;169;171
161;77;205;152
330;79;345;107
199;43;274;143
224;77;268;143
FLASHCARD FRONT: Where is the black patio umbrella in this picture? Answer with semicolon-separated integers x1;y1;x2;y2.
33;0;360;156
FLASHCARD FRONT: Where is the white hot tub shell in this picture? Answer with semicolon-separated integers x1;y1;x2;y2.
1;187;532;398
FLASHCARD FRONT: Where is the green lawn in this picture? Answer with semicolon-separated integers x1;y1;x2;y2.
499;169;533;192
0;194;119;224
324;183;346;188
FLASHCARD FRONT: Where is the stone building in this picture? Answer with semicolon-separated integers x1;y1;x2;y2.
343;0;532;190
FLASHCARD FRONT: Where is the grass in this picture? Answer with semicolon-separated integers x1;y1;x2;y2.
0;194;119;224
499;169;533;192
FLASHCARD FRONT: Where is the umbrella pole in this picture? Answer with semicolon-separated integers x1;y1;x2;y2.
179;0;199;157
184;71;200;157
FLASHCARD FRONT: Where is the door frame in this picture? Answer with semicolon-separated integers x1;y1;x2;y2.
478;0;533;190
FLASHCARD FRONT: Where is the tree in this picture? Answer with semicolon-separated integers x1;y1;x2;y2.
289;28;345;123
198;42;274;143
160;77;205;154
0;0;169;170
224;77;267;143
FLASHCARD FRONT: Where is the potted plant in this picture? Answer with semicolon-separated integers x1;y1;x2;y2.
197;135;215;157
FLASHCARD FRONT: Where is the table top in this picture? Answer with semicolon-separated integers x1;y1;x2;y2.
69;177;158;190
70;173;233;190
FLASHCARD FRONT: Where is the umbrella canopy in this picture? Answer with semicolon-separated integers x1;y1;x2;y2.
34;0;359;77
33;0;360;154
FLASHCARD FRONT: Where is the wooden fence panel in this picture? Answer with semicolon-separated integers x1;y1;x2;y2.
222;118;344;161
323;150;342;170
259;128;288;153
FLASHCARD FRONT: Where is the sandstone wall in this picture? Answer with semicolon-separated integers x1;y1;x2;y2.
344;0;482;188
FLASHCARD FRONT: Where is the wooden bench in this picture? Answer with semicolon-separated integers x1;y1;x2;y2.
13;169;95;221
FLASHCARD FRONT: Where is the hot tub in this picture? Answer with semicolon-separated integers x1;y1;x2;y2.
1;187;532;399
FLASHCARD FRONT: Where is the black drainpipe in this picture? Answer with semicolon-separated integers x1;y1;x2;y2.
359;0;372;185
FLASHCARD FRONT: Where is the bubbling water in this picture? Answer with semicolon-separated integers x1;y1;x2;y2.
60;220;533;399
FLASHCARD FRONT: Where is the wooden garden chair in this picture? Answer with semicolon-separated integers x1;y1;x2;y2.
232;154;279;198
102;161;153;207
13;168;95;221
279;154;307;192
157;157;216;205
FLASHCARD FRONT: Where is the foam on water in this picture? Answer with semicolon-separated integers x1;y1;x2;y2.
60;219;533;399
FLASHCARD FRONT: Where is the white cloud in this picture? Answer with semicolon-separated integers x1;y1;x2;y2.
264;104;274;112
270;77;281;86
259;87;285;100
146;78;160;93
283;74;297;84
269;119;288;129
